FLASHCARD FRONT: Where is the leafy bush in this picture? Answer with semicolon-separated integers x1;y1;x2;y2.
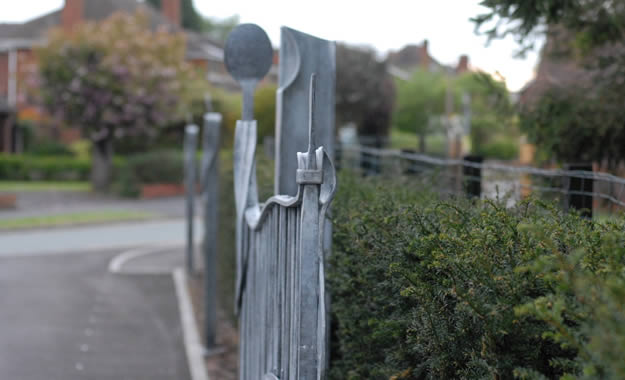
27;139;75;157
328;173;625;379
113;150;185;197
475;138;520;160
0;154;90;181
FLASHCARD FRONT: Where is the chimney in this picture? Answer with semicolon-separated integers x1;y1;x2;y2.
62;0;84;31
162;0;181;26
456;55;469;74
420;39;430;70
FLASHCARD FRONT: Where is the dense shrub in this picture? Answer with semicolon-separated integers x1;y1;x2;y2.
27;139;75;157
113;150;185;197
0;154;91;181
328;173;625;379
475;138;520;161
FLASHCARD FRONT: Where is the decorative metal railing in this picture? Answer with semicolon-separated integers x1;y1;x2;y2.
233;76;336;380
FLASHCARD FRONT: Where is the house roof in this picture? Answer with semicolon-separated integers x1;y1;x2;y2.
0;0;223;61
387;43;449;74
520;28;595;106
0;23;20;36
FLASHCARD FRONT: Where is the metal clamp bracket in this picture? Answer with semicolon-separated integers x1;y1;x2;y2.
296;169;323;184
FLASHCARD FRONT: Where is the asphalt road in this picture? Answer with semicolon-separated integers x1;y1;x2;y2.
0;218;203;257
0;248;191;380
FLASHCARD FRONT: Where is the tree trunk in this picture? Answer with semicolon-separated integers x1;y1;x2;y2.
91;138;113;193
418;130;427;153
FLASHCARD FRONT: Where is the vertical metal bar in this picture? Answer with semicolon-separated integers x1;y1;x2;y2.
280;206;290;380
201;113;221;350
251;227;258;379
259;216;267;376
297;181;320;380
239;227;247;380
265;206;274;374
288;207;298;379
185;124;199;273
271;206;280;374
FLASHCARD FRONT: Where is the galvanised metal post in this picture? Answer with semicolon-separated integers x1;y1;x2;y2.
225;24;338;380
185;124;199;274
200;112;222;350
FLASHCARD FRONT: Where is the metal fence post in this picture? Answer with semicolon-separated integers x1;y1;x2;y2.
275;27;335;196
185;124;199;274
566;163;594;219
463;155;483;199
201;113;222;350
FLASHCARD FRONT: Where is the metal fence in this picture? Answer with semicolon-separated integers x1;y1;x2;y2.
337;144;625;217
233;90;337;379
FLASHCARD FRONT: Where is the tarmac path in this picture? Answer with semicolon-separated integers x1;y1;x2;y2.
0;220;204;380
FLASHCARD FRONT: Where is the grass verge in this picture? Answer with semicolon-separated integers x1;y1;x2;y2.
0;181;90;192
0;210;157;230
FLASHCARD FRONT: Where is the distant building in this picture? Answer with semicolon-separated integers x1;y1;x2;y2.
387;39;471;80
0;0;236;154
518;28;592;107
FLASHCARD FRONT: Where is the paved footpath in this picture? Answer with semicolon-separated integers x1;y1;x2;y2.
0;218;202;257
0;221;205;380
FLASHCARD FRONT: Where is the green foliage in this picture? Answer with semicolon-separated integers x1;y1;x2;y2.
0;154;91;181
254;84;277;142
202;15;240;43
475;138;519;160
145;0;203;32
208;87;242;147
336;43;396;139
69;139;91;160
35;12;206;136
329;174;625;379
392;70;517;155
34;11;208;190
473;1;625;165
393;69;446;138
26;139;75;157
455;71;518;157
472;0;625;55
113;150;184;197
145;0;239;40
520;86;625;167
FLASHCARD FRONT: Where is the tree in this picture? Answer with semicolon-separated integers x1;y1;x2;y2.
146;0;204;32
393;70;515;155
202;15;240;44
393;69;446;152
454;72;516;157
473;0;625;54
474;0;625;166
146;0;239;42
336;44;396;146
33;11;206;191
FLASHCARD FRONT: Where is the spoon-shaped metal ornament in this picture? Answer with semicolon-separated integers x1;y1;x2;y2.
224;24;274;121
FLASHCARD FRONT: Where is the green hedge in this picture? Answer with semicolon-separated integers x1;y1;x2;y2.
113;150;185;197
329;173;625;379
0;154;91;181
475;138;520;161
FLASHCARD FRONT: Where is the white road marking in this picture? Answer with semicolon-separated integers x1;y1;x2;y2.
173;268;209;380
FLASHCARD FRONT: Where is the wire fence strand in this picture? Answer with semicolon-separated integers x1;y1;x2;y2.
336;144;625;213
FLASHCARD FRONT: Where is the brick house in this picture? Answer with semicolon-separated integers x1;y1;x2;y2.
387;39;471;80
0;0;235;154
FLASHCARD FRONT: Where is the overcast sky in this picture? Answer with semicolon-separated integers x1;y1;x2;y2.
1;0;542;91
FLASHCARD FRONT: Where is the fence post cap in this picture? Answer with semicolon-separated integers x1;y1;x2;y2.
185;124;199;135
